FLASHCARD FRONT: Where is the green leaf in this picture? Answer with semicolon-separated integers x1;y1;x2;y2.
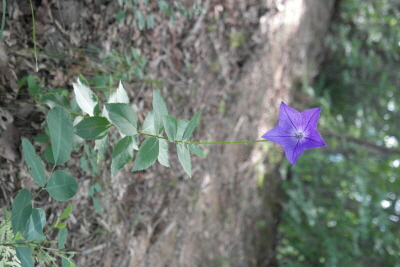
176;120;189;140
163;116;178;142
158;139;170;167
142;110;156;135
73;78;98;116
111;136;134;176
59;204;73;220
27;75;42;95
92;197;103;215
11;189;32;236
132;136;159;171
24;208;46;243
74;117;111;140
188;144;205;157
46;170;78;201
182;109;202;141
134;9;145;30
41;93;71;110
153;88;168;134
34;134;49;143
44;145;55;163
62;257;76;267
177;143;191;177
58;228;68;249
55;222;67;229
47;106;74;165
108;81;130;104
94;183;102;192
22;139;46;187
105;103;138;136
94;134;109;162
15;245;34;267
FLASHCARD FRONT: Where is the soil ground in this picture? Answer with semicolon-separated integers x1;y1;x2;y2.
0;0;335;266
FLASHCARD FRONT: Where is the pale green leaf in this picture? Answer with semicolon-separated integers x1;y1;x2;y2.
58;228;68;249
46;170;78;202
92;197;103;215
94;134;109;162
11;189;32;236
73;78;97;116
141;110;156;135
153;88;168;134
47;107;74;165
182;109;202;141
188;144;205;157
177;143;191;177
132;137;159;171
105;103;138;136
111;136;134;176
22;139;46;187
176;120;189;140
158;139;170;167
163;116;177;142
74;117;111;140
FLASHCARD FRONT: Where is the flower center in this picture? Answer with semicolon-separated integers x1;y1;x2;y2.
295;131;304;140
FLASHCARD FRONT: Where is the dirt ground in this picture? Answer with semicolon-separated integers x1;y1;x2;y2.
0;0;335;266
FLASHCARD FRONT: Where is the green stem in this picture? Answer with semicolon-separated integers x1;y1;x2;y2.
187;140;267;145
0;0;5;39
29;0;38;72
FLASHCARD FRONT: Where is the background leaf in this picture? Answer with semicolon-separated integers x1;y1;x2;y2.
74;117;110;140
163;115;177;142
47;106;74;165
22;139;46;187
58;228;68;249
182;109;202;141
46;170;78;201
41;93;71;110
153;89;168;134
111;136;134;175
95;135;109;162
15;245;34;267
11;189;32;236
132;137;159;171
177;143;191;177
73;78;97;116
158;139;170;167
59;204;73;220
105;103;138;136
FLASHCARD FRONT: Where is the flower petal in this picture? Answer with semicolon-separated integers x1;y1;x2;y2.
262;125;295;147
279;102;302;131
304;128;326;149
301;107;321;132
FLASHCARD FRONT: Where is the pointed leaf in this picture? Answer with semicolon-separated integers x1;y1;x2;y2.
22;139;46;187
108;81;130;104
73;78;98;116
41;93;71;110
163;116;177;142
141;110;156;135
132;136;159;171
158;139;170;167
182;109;202;141
59;204;73;220
105;103;138;136
153;88;168;134
74;117;111;140
47;107;74;165
58;228;68;249
188;144;205;157
46;170;78;201
24;208;46;243
92;197;103;215
15;245;34;267
111;136;134;176
177;143;191;177
12;189;32;236
176;120;189;140
94;134;109;162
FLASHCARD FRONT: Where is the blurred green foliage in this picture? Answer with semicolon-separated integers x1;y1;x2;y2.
279;0;400;266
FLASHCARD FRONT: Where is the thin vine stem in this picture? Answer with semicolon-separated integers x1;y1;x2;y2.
0;0;5;39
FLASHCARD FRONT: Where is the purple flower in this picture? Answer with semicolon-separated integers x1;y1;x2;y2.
262;102;326;165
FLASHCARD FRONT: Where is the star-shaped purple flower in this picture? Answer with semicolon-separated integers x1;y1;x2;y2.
262;102;326;165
